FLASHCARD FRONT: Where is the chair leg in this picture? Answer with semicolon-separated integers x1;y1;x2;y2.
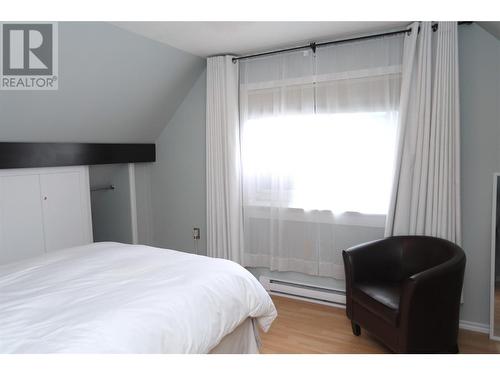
351;321;361;336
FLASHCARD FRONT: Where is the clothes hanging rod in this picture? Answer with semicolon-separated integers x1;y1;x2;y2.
232;22;472;63
90;184;115;192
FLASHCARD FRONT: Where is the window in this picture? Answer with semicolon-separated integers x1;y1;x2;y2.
239;34;404;277
241;111;398;215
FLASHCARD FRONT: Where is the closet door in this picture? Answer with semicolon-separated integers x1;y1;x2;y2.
0;174;45;263
40;168;92;252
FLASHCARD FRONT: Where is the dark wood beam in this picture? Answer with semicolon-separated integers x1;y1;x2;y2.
0;142;155;169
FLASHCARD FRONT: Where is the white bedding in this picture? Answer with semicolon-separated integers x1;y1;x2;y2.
0;242;277;353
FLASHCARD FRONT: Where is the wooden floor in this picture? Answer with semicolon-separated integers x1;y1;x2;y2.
259;295;500;354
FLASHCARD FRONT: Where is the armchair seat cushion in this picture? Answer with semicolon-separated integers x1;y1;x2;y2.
352;282;402;326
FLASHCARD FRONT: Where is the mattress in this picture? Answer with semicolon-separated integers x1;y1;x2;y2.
0;242;277;353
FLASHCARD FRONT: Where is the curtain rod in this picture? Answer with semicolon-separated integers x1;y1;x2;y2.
232;22;472;63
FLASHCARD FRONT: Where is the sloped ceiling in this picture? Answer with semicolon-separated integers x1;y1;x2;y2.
0;22;205;143
477;22;500;40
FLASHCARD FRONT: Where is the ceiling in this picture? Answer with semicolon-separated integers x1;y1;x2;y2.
112;22;412;57
477;22;500;39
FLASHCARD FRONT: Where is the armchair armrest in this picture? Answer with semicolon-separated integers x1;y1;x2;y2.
400;251;465;310
398;252;466;352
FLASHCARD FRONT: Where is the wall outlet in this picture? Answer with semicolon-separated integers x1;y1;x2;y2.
192;227;200;240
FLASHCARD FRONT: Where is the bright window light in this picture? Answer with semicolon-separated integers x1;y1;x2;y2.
241;113;398;215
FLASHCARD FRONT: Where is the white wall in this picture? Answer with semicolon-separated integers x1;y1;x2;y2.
150;69;207;255
459;24;500;325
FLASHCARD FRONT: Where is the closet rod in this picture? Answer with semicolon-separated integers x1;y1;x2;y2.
232;22;472;63
90;184;115;192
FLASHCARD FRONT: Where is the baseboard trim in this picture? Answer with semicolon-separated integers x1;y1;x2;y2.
269;291;346;309
459;320;490;334
270;289;491;334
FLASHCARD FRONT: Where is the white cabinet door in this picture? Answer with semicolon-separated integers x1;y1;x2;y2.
40;169;92;252
0;174;45;263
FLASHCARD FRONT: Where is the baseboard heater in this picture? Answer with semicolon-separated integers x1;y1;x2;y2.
259;276;346;307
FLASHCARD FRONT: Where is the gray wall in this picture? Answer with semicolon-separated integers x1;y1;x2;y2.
135;163;154;245
89;164;133;244
150;70;207;255
459;24;500;325
0;22;205;142
89;162;155;246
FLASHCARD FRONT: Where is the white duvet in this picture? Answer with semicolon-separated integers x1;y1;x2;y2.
0;242;277;353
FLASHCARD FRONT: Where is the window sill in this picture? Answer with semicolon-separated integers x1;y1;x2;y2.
243;205;386;228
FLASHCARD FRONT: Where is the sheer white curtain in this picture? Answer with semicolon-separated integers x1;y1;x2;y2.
206;55;244;261
385;22;461;244
240;35;404;278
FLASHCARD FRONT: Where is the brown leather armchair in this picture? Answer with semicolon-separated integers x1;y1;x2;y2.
342;236;466;354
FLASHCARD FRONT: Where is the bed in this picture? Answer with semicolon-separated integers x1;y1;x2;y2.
0;242;277;353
